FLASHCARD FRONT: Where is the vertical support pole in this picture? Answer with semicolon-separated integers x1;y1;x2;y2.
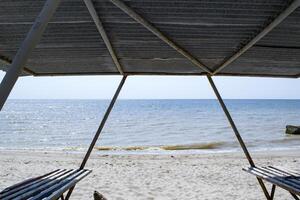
206;75;271;200
65;75;127;200
0;0;61;110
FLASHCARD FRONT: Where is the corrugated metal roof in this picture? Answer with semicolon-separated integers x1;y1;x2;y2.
0;0;299;77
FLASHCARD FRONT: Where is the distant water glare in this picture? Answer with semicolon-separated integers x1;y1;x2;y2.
1;99;300;154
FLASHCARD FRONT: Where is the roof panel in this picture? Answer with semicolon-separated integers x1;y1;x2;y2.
0;0;299;77
223;6;300;77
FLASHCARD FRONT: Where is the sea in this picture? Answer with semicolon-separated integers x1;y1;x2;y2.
1;99;300;154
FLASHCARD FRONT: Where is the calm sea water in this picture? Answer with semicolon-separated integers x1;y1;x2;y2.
1;99;300;154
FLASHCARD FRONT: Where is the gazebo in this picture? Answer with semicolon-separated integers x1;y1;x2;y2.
0;0;300;199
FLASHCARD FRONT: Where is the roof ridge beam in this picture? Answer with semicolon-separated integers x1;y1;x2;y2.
109;0;213;75
84;0;124;75
212;0;300;75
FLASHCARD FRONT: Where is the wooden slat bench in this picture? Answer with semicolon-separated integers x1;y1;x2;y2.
243;166;300;199
0;169;91;200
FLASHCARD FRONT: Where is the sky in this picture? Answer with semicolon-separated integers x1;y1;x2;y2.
1;71;300;99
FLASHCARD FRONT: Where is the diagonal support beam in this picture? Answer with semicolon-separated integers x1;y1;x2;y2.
206;75;254;166
212;0;300;75
206;75;272;200
109;0;213;75
0;0;62;110
84;0;124;75
65;75;127;200
79;75;127;169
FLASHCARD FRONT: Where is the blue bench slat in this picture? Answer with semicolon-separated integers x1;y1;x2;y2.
0;169;91;200
2;169;70;200
30;170;90;200
44;170;92;200
243;166;300;195
0;169;59;195
269;166;300;177
256;167;300;189
12;170;76;200
265;166;300;185
0;169;67;199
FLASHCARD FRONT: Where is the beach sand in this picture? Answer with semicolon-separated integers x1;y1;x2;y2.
0;150;299;200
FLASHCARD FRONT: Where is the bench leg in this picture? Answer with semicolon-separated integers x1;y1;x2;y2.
270;185;276;200
65;187;74;200
290;192;300;200
257;178;272;200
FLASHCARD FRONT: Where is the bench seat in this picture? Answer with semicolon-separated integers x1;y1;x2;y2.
243;166;300;196
0;169;92;200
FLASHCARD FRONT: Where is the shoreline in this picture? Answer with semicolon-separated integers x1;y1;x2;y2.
1;149;300;199
1;145;300;155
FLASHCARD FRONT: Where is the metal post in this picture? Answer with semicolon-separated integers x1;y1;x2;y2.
65;75;127;200
206;75;271;200
0;0;61;110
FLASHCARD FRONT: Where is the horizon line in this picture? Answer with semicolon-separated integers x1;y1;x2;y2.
8;98;300;100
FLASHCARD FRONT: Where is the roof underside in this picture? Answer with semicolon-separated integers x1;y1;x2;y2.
1;0;300;77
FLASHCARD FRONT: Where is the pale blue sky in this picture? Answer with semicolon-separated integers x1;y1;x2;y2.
1;71;299;99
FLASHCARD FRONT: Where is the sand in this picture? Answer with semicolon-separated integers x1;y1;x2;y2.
0;150;299;200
